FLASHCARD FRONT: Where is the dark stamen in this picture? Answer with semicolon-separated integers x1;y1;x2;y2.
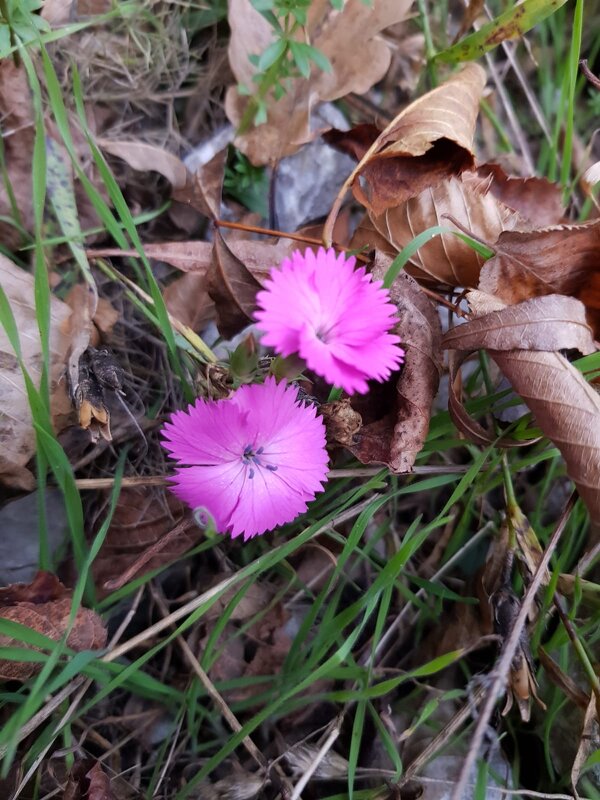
248;468;255;479
266;464;278;472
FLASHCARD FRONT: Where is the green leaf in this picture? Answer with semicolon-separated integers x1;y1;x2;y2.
305;43;332;73
289;40;311;78
435;0;569;63
257;37;287;72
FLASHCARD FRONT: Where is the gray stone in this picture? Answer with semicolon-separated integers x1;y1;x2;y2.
0;490;67;585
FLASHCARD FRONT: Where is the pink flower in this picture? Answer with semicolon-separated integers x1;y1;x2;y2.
161;377;329;540
254;247;404;395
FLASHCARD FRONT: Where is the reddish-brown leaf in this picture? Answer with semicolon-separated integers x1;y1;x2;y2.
476;163;565;228
92;488;200;597
0;572;107;682
350;255;442;472
86;762;115;800
207;230;263;337
369;171;520;287
478;221;600;337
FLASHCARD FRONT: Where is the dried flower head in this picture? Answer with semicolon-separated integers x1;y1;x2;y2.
162;378;329;539
254;247;404;394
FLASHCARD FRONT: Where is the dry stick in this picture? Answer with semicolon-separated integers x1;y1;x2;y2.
369;521;495;667
482;49;535;175
289;717;343;800
151;588;266;772
449;492;577;800
73;465;468;491
102;496;377;665
580;59;600;91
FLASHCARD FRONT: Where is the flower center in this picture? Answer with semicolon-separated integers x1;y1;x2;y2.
242;444;278;479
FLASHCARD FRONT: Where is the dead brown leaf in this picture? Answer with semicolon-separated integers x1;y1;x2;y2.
86;762;115;800
369;172;520;287
92;488;199;597
476;163;565;228
172;148;227;220
443;295;596;354
97;142;227;221
207;230;263;337
163;272;215;331
0;60;35;250
63;760;118;800
350;255;442;472
87;239;283;276
225;0;414;165
97;139;188;188
0;572;107;682
444;291;600;525
479;221;600;337
336;62;486;221
0;256;72;489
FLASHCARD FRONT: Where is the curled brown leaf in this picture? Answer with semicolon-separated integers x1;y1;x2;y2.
478;221;600;336
350;256;442;472
444;292;600;525
443;295;596;354
327;62;486;230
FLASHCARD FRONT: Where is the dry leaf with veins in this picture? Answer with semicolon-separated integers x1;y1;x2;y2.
369;172;521;287
335;62;487;220
226;0;414;165
92;488;199;598
479;220;600;337
350;256;442;473
444;291;600;525
0;572;106;682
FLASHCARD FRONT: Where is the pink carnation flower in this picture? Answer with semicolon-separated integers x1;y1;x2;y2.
161;377;329;540
254;247;404;394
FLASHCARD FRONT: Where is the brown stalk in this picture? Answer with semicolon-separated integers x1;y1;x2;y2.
449;493;577;800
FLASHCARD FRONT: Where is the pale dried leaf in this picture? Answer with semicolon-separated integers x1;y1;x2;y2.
163;272;215;331
97;140;188;188
370;172;520;287
0;61;35;250
225;0;414;165
0;257;71;489
87;239;284;277
571;694;600;797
